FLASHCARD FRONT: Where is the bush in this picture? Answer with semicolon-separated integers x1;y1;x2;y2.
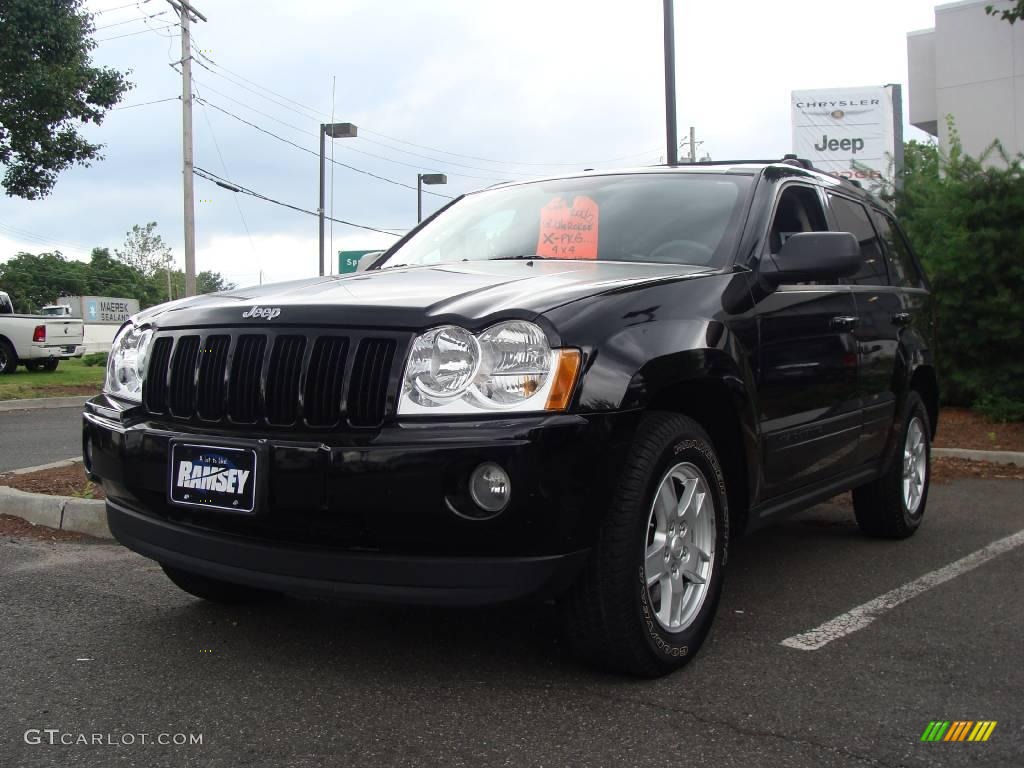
974;395;1024;424
890;123;1024;421
81;352;108;367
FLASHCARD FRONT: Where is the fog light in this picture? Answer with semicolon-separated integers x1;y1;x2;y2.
469;462;511;514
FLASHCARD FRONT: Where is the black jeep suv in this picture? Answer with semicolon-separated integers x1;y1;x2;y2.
84;160;936;677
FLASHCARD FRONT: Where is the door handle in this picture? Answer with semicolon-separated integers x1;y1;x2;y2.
829;315;859;331
892;311;913;327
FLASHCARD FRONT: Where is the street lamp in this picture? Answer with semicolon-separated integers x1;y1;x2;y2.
417;173;447;223
320;122;358;276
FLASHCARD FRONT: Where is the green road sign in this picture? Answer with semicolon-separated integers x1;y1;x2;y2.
338;250;379;274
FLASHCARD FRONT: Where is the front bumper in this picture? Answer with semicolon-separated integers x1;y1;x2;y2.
84;396;640;605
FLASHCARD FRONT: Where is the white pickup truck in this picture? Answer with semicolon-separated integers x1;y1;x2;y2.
0;290;87;373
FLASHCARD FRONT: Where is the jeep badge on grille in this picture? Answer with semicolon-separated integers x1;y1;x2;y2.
242;306;281;320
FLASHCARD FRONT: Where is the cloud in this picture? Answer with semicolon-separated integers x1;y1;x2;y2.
1;0;942;285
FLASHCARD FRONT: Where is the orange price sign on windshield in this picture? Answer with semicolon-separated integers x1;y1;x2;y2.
536;196;599;260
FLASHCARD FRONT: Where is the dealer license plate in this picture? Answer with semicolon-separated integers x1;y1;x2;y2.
169;443;257;513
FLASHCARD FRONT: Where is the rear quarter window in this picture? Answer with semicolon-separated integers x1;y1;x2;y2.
871;211;926;289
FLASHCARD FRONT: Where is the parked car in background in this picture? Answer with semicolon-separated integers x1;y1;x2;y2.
40;304;73;317
0;292;86;373
83;158;936;677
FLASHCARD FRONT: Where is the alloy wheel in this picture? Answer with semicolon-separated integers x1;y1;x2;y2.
643;462;716;632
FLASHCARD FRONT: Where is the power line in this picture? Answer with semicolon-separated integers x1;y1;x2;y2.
193;167;408;236
360;128;663;169
96;22;177;41
191;55;324;123
113;95;179;110
189;67;524;182
94;10;167;30
193;95;455;198
193;85;258;262
91;0;152;15
186;38;657;171
190;42;329;121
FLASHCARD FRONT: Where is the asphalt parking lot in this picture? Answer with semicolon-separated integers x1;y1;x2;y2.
0;406;83;472
1;478;1021;768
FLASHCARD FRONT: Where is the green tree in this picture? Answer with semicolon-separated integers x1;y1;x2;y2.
197;270;236;294
0;0;131;199
154;269;236;301
0;251;88;311
890;126;1024;420
986;1;1024;24
115;222;174;278
86;247;156;306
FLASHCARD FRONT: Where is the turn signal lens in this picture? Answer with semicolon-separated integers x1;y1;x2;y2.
545;349;581;411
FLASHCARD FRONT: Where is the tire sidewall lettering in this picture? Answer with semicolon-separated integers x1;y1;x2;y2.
637;434;729;657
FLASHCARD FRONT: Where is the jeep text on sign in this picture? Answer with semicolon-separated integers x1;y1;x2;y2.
791;85;898;191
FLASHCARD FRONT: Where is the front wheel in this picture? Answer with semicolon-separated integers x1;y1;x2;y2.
852;391;931;539
559;412;729;677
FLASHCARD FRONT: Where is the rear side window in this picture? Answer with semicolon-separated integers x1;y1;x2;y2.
827;194;888;285
872;212;925;288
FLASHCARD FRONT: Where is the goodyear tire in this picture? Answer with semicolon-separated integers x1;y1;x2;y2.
560;412;728;677
161;564;280;605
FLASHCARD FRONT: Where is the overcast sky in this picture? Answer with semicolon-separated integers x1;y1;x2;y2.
0;0;946;288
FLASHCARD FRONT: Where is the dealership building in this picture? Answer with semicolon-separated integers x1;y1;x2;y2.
907;0;1024;160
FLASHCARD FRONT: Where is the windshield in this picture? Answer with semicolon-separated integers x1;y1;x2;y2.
381;172;753;270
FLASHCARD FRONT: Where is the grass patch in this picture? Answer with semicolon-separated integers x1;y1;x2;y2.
0;357;105;401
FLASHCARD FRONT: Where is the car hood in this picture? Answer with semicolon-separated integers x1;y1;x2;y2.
138;260;716;331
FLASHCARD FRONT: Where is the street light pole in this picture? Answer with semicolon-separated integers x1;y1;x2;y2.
318;127;326;276
318;122;358;276
663;0;678;166
416;173;447;223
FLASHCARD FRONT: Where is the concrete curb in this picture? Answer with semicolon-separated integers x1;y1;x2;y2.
0;486;109;538
0;396;89;413
933;448;1024;467
5;457;82;476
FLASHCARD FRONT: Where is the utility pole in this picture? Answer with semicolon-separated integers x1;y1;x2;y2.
662;0;678;166
679;126;703;163
168;0;206;297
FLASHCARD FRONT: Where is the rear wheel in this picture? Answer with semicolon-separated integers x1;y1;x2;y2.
25;359;58;372
852;391;931;539
161;564;281;605
559;412;729;677
0;340;16;375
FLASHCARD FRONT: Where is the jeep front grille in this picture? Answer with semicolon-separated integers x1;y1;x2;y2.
143;330;401;429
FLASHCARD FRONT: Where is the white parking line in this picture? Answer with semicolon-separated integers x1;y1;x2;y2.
781;528;1024;651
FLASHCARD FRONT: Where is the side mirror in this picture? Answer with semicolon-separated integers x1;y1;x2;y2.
355;251;383;272
761;231;859;286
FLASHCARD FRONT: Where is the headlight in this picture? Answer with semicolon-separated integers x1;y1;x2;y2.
105;323;153;403
398;321;580;415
